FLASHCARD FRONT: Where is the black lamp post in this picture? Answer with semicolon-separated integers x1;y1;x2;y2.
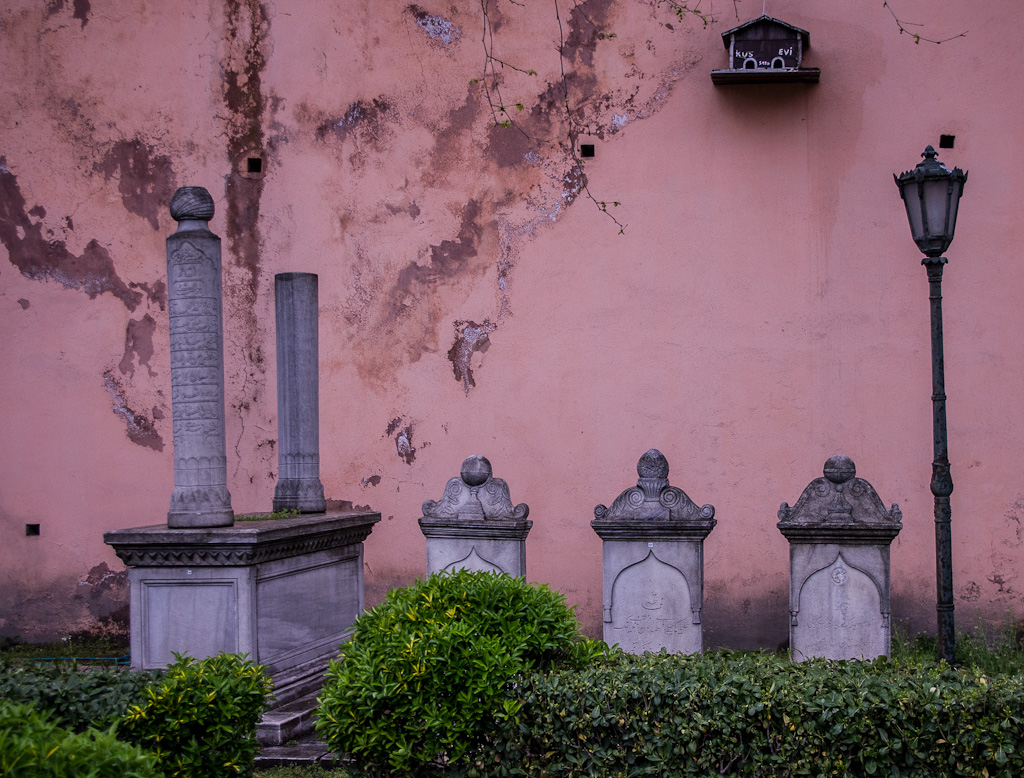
894;146;968;664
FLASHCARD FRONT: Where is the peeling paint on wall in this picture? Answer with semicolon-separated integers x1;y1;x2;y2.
315;99;394;147
97;139;176;230
101;369;163;451
361;474;382;488
75;562;128;628
0;159;142;310
396;425;416;464
16;299;30;309
448;319;495;395
408;5;460;46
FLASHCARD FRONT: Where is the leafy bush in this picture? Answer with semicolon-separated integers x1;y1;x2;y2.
119;652;273;778
0;659;161;732
316;570;599;776
481;650;1024;778
0;699;160;778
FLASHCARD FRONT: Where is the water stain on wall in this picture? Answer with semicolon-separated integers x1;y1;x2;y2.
46;0;91;29
75;562;128;629
118;314;157;377
0;159;142;310
315;98;394;150
101;368;163;451
97;139;176;230
448;319;495;395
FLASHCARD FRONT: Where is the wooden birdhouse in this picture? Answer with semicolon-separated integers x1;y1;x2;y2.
711;15;820;85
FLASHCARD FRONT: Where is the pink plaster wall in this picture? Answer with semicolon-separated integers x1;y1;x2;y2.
1;0;1021;646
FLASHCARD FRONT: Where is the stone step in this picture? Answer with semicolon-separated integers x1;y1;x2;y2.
257;689;321;746
255;732;341;769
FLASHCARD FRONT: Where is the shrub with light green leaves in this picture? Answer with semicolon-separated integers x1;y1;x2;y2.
0;699;160;778
481;650;1024;778
119;652;273;778
316;570;601;776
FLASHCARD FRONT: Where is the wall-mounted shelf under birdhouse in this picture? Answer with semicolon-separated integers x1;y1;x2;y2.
711;15;820;85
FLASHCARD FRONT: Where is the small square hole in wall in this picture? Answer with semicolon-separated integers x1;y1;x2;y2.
580;144;595;158
26;524;40;536
247;157;263;173
939;135;955;149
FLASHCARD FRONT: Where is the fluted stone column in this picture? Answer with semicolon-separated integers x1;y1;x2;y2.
166;187;233;528
273;273;326;513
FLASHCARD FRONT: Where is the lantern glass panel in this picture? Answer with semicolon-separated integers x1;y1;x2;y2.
902;182;924;242
923;179;950;239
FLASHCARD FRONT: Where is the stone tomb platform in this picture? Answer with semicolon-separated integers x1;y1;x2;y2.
105;510;379;743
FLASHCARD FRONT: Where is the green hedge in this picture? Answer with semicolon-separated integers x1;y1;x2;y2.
317;570;602;776
119;653;273;778
0;659;161;733
0;653;272;778
0;700;160;778
478;650;1024;778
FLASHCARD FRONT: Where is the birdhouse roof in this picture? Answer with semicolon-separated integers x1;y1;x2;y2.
720;15;811;49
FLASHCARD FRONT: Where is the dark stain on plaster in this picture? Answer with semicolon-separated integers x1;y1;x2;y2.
386;200;484;320
361;475;382;488
102;369;163;451
407;5;460;46
47;0;91;29
223;0;270;301
118;314;157;377
97;140;176;230
0;159;142;310
486;123;535;168
385;417;403;437
561;0;614;68
17;299;30;309
75;563;128;625
448;319;495;395
562;163;587;205
325;498;374;512
130;279;167;310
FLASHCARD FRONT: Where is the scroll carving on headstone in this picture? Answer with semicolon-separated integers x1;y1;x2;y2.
419;456;532;576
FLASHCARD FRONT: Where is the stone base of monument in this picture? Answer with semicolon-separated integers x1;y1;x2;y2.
105;510;379;744
420;517;532;576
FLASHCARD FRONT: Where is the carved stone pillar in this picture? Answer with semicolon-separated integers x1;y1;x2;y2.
419;455;532;577
273;273;326;513
591;450;716;655
166;187;233;528
778;455;903;661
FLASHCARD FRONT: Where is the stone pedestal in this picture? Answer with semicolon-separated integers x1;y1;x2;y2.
104;510;379;675
273;272;326;513
419;456;531;577
591;450;716;655
166;187;233;528
778;455;903;662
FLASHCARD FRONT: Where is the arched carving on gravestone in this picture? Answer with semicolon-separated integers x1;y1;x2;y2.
609;551;693;654
443;547;502;574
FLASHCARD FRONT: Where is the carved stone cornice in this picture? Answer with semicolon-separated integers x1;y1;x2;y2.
591;450;716;541
418;515;533;541
104;510;380;567
777;455;902;545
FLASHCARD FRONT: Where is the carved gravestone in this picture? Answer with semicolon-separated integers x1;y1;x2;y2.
591;450;716;654
777;455;903;661
419;456;531;577
165;187;233;528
